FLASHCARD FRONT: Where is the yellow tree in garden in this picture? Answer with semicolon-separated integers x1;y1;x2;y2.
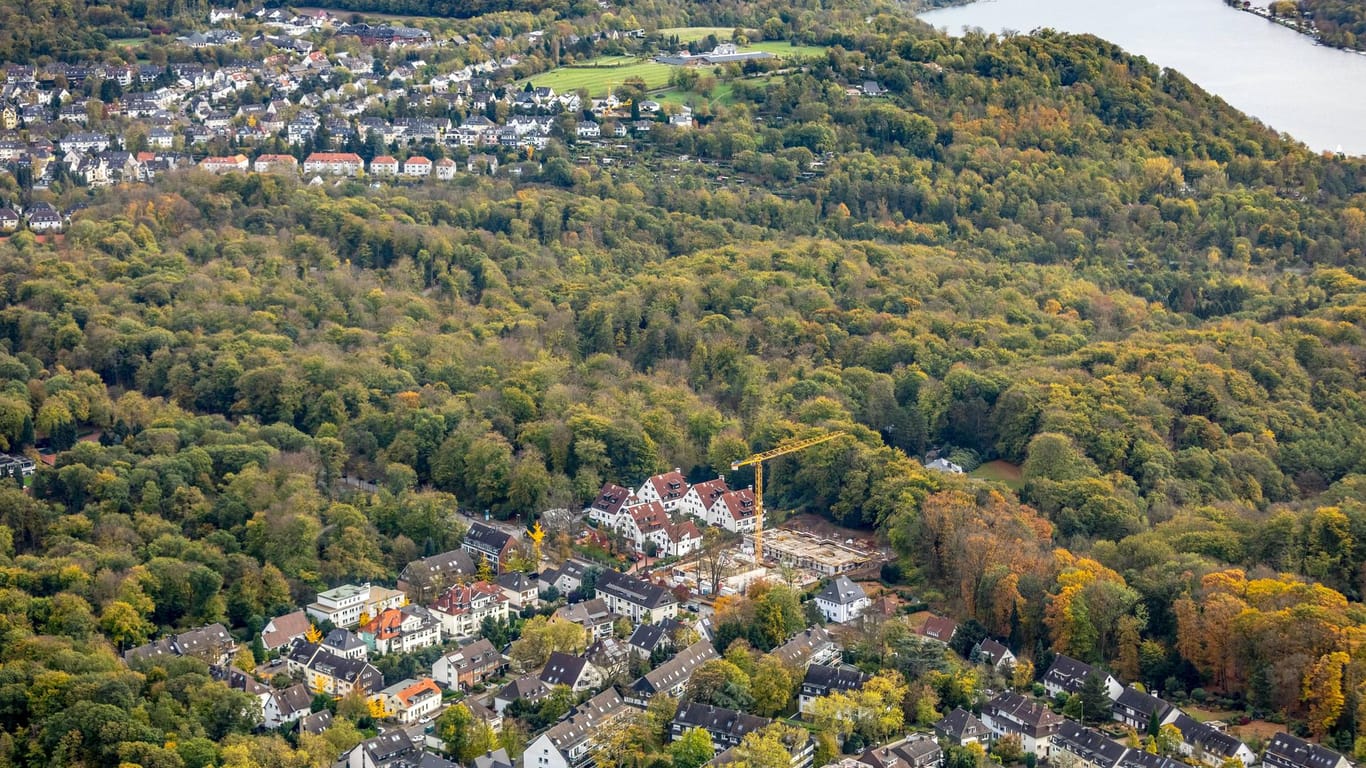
529;521;546;564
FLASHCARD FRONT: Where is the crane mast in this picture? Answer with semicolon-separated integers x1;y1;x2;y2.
730;431;848;563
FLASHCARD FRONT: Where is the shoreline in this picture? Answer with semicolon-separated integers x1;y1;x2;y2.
1222;1;1366;54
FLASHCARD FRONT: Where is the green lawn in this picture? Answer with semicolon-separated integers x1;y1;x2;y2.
969;460;1024;490
522;60;672;96
750;40;830;57
658;26;742;43
654;77;778;107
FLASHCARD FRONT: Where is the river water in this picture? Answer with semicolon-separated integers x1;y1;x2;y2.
919;0;1366;155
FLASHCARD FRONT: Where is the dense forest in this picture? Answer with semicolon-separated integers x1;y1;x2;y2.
1297;0;1366;50
3;4;1366;766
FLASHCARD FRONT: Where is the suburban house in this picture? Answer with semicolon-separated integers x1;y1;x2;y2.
523;688;628;768
0;207;19;231
1042;656;1125;701
596;569;679;622
858;736;943;768
497;572;541;610
918;616;958;645
772;627;840;669
359;605;443;656
586;483;634;527
627;618;687;659
540;560;593;595
435;157;457;179
672;702;773;749
799;664;869;714
303;151;364;176
462;522;520;573
1112;687;1176;731
708;489;761;534
305;583;404;628
370;155;399;175
290;645;384;696
1168;714;1256;767
973;639;1016;670
539;652;603;693
933;708;991;747
260;610;311;652
433;638;507;690
347;731;419;768
1053;720;1129;768
679;478;729;520
495;674;551;714
398;549;476;603
1262;733;1352;768
627;639;719;706
636;470;689;512
981;692;1065;758
199;154;249;173
814;576;871;624
263;683;313;729
124;623;237;666
403;156;432;176
587;637;632;680
298;710;333;736
322;628;369;660
555;598;617;641
374;677;443;724
253;153;298;173
431;580;510;639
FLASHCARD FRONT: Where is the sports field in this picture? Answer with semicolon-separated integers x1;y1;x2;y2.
658;26;742;43
521;60;672;96
750;40;829;57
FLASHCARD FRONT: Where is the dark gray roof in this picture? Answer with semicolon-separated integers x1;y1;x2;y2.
975;638;1013;664
1115;687;1172;721
983;692;1064;737
323;628;365;652
1043;654;1106;694
401;549;475;582
633;639;718;696
473;748;514;768
539;652;591;687
934;707;990;741
772;626;837;667
816;575;866;606
802;663;868;696
1170;714;1248;759
1264;733;1349;768
298;709;332;735
674;702;772;746
597;569;677;610
859;736;943;768
465;523;514;553
497;674;550;703
1055;721;1129;768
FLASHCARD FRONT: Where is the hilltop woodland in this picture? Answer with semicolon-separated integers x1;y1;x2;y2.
4;0;1366;765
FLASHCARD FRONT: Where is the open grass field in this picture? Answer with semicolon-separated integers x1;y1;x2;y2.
522;59;672;95
658;26;740;43
751;40;829;57
970;459;1025;489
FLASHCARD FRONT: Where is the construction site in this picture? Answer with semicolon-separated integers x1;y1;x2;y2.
650;430;887;596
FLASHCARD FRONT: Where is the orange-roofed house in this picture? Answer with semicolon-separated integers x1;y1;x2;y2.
303;151;363;176
370;155;398;176
403;155;431;177
254;153;298;173
373;676;443;724
430;581;509;640
200;154;249;173
358;605;442;656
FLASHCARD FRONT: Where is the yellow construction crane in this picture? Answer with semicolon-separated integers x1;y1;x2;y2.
731;431;848;563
